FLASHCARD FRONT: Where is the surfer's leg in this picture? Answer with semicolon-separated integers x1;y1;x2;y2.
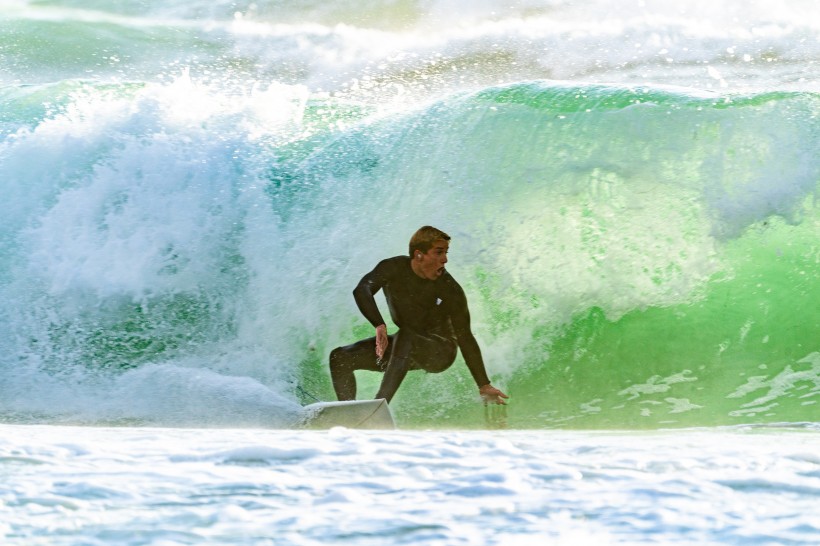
374;331;458;402
374;330;414;403
329;336;392;400
411;334;457;374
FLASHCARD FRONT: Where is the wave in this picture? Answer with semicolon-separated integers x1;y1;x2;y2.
0;76;817;428
271;81;820;427
3;0;819;92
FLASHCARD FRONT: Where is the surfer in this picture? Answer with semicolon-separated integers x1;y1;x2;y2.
329;226;508;405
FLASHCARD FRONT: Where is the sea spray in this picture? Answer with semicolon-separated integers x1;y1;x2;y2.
0;76;310;425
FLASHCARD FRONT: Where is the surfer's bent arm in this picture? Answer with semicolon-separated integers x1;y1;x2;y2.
353;260;391;329
353;260;393;358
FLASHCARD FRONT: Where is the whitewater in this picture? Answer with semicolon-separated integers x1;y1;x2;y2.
1;0;819;543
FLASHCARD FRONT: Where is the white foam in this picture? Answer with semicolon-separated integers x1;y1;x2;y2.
3;425;817;544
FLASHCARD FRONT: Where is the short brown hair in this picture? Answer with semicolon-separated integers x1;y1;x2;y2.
408;226;450;257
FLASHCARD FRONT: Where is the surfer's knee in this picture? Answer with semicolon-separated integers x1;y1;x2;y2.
329;347;346;369
416;338;456;373
425;361;454;374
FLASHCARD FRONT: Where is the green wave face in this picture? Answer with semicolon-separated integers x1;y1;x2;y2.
285;83;820;428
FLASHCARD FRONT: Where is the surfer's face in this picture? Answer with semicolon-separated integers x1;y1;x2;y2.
414;239;449;280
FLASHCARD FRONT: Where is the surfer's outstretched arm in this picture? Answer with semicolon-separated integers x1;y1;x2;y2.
450;283;509;405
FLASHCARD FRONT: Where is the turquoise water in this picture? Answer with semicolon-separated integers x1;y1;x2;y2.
2;1;819;543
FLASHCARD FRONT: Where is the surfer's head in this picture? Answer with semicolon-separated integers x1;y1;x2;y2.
409;226;450;280
409;226;450;257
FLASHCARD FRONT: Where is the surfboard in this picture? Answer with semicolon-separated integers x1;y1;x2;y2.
301;399;396;430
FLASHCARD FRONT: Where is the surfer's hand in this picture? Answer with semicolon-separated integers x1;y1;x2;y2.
479;384;509;405
375;324;388;359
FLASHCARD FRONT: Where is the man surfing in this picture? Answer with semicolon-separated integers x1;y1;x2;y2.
329;226;508;405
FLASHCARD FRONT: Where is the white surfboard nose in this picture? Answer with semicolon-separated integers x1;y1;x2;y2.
301;398;395;429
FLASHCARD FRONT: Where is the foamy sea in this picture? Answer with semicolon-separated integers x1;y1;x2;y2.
2;425;818;545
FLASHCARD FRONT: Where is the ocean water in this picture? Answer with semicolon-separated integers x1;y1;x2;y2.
2;424;819;545
1;0;818;543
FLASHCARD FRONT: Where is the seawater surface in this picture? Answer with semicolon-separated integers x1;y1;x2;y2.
2;424;819;545
1;0;819;543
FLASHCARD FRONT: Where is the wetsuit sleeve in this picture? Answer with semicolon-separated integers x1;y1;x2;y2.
352;259;391;328
449;284;491;387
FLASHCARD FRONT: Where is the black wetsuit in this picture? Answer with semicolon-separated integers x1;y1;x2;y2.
329;256;490;402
